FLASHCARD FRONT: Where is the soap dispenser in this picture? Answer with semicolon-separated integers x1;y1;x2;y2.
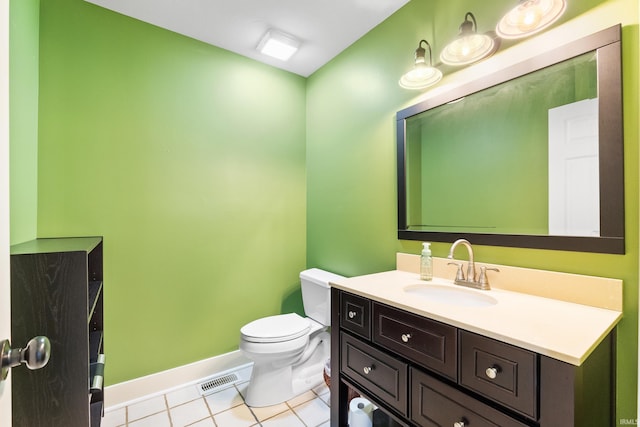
420;242;433;281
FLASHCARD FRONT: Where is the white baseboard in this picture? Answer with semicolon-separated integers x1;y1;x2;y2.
104;350;251;409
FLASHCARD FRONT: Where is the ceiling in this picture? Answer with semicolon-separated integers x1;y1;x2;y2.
84;0;410;77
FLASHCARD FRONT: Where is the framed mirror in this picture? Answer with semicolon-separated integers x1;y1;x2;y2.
397;25;624;254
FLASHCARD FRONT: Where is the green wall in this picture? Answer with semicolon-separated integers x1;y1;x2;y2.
36;0;307;383
9;0;39;244
306;0;638;424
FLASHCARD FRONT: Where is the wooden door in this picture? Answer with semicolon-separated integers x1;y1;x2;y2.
0;0;13;423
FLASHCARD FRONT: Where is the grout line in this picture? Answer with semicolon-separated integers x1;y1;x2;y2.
203;391;215;419
292;408;308;427
242;388;262;427
164;394;174;427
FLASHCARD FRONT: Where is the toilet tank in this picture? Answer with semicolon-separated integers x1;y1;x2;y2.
300;268;345;326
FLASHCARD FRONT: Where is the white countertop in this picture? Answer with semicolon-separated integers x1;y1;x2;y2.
330;269;622;366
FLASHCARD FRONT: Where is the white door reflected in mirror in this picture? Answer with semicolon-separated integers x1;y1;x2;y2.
548;98;599;236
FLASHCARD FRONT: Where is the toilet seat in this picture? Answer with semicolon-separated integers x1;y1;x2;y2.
241;313;310;343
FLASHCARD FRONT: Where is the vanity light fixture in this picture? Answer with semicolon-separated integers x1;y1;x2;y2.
256;29;300;61
440;12;496;66
497;0;567;39
399;40;443;90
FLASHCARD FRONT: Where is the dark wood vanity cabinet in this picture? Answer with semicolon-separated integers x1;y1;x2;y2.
330;289;615;427
11;237;105;427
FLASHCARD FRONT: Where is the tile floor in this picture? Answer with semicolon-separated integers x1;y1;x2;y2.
101;365;331;427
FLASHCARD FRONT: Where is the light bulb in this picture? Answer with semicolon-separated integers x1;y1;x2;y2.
440;34;494;66
399;39;442;90
399;63;442;90
497;0;567;39
517;3;543;31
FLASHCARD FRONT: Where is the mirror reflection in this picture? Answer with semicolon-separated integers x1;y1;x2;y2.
396;25;624;253
404;52;598;236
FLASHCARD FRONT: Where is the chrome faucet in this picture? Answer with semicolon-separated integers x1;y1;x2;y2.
447;239;476;286
447;239;496;290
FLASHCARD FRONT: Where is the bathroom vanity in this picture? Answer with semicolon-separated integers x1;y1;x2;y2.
329;255;622;426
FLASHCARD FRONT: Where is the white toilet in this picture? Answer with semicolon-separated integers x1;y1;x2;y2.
239;268;344;407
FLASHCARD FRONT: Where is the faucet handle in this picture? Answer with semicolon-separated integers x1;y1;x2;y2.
478;266;499;289
448;262;465;282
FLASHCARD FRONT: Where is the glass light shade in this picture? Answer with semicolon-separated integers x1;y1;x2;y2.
257;29;300;61
497;0;567;39
399;63;443;90
440;33;495;66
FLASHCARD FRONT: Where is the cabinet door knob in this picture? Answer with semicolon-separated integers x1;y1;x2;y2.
401;333;412;343
485;366;499;379
348;311;357;319
363;365;374;375
0;336;51;381
453;421;466;427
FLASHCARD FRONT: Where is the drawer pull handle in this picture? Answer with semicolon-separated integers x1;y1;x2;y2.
453;421;466;427
363;365;374;375
348;311;357;319
401;333;412;343
485;366;499;379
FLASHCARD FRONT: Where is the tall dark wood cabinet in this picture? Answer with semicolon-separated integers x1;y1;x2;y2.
10;237;104;427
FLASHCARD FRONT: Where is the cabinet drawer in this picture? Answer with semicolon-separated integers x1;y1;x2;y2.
340;332;408;415
459;330;538;419
411;367;529;427
340;292;371;340
374;303;457;380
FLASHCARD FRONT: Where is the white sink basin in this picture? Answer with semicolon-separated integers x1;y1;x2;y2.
403;284;498;307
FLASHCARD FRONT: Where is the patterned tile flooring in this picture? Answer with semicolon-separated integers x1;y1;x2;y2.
102;365;331;427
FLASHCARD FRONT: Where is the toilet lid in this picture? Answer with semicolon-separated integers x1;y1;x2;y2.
241;313;310;343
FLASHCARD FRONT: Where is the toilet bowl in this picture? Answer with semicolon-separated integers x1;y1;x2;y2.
240;313;329;407
239;268;344;407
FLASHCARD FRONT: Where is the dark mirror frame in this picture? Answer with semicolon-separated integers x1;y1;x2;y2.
397;25;624;254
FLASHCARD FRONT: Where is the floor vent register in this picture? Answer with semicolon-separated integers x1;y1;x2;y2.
198;373;240;395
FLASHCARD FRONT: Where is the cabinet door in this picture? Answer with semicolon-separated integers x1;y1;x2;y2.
340;292;371;340
340;332;408;416
459;331;537;419
373;303;457;380
411;368;529;427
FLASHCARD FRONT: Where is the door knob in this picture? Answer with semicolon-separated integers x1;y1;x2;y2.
0;336;51;381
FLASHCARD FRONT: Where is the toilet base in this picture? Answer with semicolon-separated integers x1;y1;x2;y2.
244;332;329;407
245;363;296;407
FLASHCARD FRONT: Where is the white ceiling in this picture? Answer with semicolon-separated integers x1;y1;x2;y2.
84;0;410;77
